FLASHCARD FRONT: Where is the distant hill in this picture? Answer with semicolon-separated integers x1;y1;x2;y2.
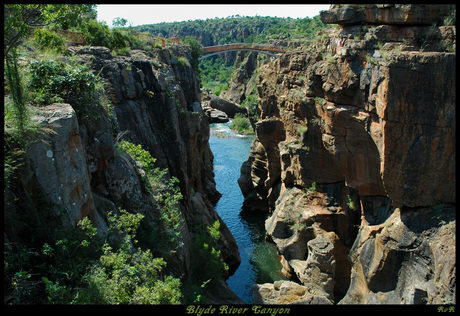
133;15;326;47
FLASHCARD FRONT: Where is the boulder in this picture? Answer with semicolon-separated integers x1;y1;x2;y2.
208;108;230;123
202;90;247;118
252;281;332;304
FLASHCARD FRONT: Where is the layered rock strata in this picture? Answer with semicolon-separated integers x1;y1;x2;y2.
245;4;455;304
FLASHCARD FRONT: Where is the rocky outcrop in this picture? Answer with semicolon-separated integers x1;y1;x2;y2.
220;51;261;105
201;89;247;123
241;4;456;304
341;206;456;304
252;280;332;304
10;45;242;302
321;4;456;26
20;103;105;231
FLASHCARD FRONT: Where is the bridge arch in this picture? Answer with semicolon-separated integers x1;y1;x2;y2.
199;43;284;60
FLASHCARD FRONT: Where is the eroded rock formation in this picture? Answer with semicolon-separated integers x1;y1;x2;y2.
243;4;456;304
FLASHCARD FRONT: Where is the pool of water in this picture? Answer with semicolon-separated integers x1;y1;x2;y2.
209;122;286;304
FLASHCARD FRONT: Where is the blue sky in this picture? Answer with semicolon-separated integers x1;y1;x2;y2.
96;4;331;27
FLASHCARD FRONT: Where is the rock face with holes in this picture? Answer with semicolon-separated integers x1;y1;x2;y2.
242;4;456;304
341;206;456;304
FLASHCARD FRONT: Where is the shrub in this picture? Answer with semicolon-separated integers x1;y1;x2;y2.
4;210;183;304
241;92;259;122
177;56;191;67
76;212;182;304
27;59;102;118
230;113;254;135
116;141;184;244
183;36;202;72
80;19;137;53
303;182;317;195
347;195;358;211
189;221;229;285
32;28;66;53
297;124;308;136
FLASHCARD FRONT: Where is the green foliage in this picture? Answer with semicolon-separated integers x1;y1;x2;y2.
112;17;128;28
79;19;131;52
4;4;96;57
297;124;308;136
183;36;203;72
76;211;182;304
303;182;317;195
442;10;456;26
4;210;183;304
178;56;191;67
314;96;326;106
116;141;184;244
241;86;259;122
188;220;229;299
4;48;28;144
136;15;325;46
347;195;358;211
27;59;102;119
32;28;66;53
229;113;254;135
199;56;235;93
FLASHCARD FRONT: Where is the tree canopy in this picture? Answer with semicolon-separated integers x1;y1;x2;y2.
4;4;96;57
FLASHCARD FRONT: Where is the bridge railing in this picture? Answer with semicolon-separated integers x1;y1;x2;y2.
202;43;284;54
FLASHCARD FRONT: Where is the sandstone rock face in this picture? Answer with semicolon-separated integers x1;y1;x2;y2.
74;46;240;277
242;4;455;304
340;206;456;304
265;184;360;301
220;51;261;105
320;4;456;26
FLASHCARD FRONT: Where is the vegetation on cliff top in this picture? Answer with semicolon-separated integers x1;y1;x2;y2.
135;15;326;45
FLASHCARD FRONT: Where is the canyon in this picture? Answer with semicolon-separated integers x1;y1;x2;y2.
4;4;455;305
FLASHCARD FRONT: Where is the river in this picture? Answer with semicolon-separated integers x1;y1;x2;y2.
209;122;286;304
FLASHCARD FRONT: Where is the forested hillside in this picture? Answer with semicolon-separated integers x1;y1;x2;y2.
135;15;326;46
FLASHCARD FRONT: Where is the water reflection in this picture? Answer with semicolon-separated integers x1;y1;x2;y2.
209;122;285;303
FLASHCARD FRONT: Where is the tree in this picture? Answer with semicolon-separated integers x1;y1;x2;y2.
4;4;96;57
4;4;96;144
183;36;203;73
112;17;128;28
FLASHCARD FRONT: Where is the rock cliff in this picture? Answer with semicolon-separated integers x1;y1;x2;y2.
6;44;242;303
243;4;455;304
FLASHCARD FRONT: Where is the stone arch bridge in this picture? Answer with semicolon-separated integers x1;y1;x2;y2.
199;43;285;60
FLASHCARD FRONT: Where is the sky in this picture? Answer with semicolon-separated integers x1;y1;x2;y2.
96;4;332;27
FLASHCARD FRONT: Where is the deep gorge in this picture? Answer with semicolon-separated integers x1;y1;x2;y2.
209;122;286;303
4;4;455;305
